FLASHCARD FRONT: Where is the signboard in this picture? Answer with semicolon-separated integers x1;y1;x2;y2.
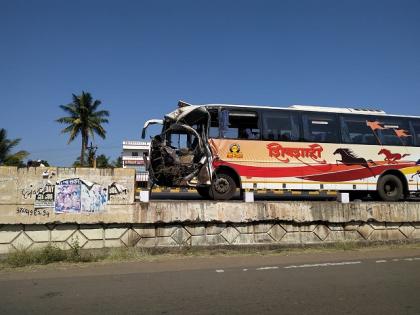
34;184;55;208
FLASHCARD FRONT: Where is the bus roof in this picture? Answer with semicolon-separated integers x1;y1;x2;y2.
177;101;420;119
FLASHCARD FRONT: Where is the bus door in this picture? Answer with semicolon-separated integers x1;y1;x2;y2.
216;109;265;190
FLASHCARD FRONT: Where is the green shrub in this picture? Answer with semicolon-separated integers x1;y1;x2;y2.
4;245;67;267
36;245;67;264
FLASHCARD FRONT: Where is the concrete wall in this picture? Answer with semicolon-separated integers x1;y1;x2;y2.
1;166;420;254
0;166;135;216
1;219;419;254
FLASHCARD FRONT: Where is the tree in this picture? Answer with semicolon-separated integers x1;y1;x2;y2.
96;154;111;168
0;128;29;166
73;153;112;168
113;156;123;168
27;160;50;167
72;157;82;167
56;91;109;166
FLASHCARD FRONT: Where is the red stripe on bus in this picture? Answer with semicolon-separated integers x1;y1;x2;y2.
213;160;415;181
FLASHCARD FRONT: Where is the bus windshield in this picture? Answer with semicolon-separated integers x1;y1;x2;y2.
147;105;212;188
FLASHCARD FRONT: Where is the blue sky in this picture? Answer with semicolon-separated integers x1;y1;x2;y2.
1;0;420;166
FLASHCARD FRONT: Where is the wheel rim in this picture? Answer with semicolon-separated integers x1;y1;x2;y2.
214;177;230;194
384;181;397;197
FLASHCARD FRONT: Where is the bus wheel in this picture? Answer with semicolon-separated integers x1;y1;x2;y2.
377;174;404;201
210;173;237;200
196;186;210;199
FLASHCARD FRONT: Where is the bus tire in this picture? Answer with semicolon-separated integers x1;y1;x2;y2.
377;174;404;202
196;186;210;199
209;173;237;200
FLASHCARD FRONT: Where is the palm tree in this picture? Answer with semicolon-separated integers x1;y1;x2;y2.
0;128;29;166
56;91;109;166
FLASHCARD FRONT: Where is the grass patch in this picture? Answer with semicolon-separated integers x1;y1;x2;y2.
2;243;99;268
2;240;420;269
0;245;154;269
104;247;152;261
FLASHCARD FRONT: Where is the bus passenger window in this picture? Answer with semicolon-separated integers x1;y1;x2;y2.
262;110;300;141
377;118;413;146
220;110;260;140
340;116;378;145
208;110;219;138
302;113;338;143
410;120;420;146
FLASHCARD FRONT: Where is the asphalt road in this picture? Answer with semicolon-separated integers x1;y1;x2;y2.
1;248;420;314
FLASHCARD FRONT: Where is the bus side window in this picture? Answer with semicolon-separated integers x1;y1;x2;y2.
220;110;260;140
302;113;339;143
409;119;420;146
208;110;219;138
340;115;378;145
262;110;300;141
377;118;413;146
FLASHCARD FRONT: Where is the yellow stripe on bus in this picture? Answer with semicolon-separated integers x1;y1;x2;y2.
402;166;420;175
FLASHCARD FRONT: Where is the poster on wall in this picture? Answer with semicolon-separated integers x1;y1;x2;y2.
55;178;82;213
81;183;107;212
54;178;108;213
34;184;55;208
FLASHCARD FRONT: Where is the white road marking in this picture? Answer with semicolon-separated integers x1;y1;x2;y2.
214;257;420;274
256;266;279;271
284;261;362;269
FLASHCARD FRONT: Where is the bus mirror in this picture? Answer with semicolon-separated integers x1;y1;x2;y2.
141;119;163;139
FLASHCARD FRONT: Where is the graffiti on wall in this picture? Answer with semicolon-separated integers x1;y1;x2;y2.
17;207;50;217
22;185;44;200
108;182;129;202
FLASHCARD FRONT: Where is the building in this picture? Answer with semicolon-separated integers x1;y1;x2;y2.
122;140;150;187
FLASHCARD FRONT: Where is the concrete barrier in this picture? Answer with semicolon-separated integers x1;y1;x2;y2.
1;166;420;254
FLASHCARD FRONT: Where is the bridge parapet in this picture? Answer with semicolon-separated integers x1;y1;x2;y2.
1;166;420;254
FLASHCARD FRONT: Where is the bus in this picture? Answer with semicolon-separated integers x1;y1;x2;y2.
141;101;420;201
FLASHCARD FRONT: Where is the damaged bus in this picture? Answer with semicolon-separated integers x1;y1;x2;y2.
141;101;420;201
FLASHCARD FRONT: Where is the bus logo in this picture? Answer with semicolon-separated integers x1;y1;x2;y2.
227;143;243;158
267;143;326;164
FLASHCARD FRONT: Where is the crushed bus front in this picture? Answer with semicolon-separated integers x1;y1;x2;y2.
142;102;214;191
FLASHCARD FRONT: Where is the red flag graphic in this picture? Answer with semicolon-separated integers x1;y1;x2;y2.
394;129;410;138
366;120;385;131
